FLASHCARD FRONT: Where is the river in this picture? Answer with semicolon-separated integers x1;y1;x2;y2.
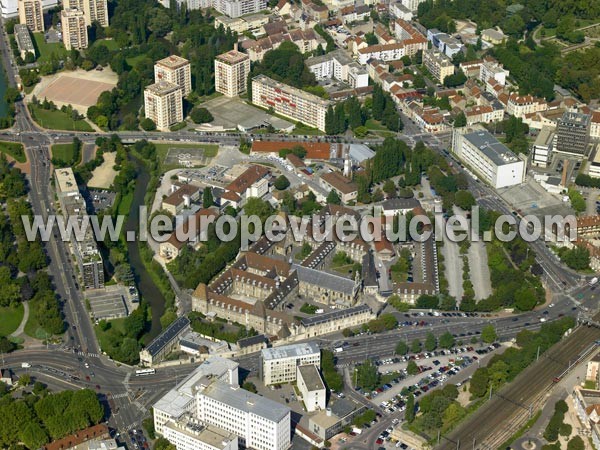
125;158;166;340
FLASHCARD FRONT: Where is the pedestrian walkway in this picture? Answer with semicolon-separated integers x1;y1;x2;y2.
9;301;29;337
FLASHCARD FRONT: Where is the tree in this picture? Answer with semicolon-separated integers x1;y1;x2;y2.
411;339;422;354
356;360;379;391
274;175;290;191
567;436;585;450
454;112;467;128
242;381;257;393
469;367;489;398
395;341;408;355
383;179;397;198
327;190;341;205
407;360;420;376
405;394;415;422
439;332;455;349
18;374;31;386
425;332;437;351
481;324;497;343
190;107;214;124
455;190;476;210
203;187;214;207
325;105;336;135
140;118;156;131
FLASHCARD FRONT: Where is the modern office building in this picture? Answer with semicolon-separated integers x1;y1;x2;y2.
61;8;88;50
251;74;332;132
14;24;35;59
162;419;238;450
296;364;326;412
305;49;369;89
555;111;591;156
18;0;43;32
154;357;240;435
451;126;525;189
66;0;108;26
139;317;191;366
531;126;555;168
214;49;251;97
155;55;192;97
422;48;454;83
309;399;366;440
144;80;183;131
259;342;321;385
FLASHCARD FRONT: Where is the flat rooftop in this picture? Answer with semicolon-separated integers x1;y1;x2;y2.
216;49;249;65
253;74;332;107
164;419;236;449
145;80;181;96
298;364;325;391
560;111;591;126
463;129;520;166
156;55;190;70
261;342;320;361
55;167;79;195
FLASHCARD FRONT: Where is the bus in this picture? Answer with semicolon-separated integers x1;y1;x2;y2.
135;369;156;376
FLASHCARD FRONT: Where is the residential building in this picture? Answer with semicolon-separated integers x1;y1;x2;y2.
400;0;425;12
251;74;332;132
423;48;454;83
555;111;591;156
242;29;323;62
590;111;600;139
215;49;251;97
305;49;369;89
163;419;238;450
339;4;370;23
61;8;87;50
259;342;321;385
479;58;509;86
41;425;111;450
144;81;183;131
197;379;291;450
159;208;219;260
426;29;463;58
381;197;420;217
309;399;366;440
389;1;413;20
504;93;547;119
211;0;266;18
300;304;374;338
14;24;35;59
155;55;192;96
320;171;358;204
55;168;104;289
161;183;201;215
464;105;503;126
573;386;600;450
66;0;108;26
531;126;555;168
358;20;426;65
222;164;270;207
451;126;525;189
139;317;191;366
297;365;326;412
154;357;240;435
481;28;506;45
18;0;43;32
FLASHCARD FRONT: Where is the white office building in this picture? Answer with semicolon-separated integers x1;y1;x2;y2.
197;380;291;450
452;126;525;189
259;342;321;386
165;0;265;17
531;126;555;168
163;419;238;450
297;365;326;412
305;49;369;89
154;357;240;436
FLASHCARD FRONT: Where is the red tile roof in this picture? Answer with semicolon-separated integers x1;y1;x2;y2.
252;141;331;159
225;165;270;195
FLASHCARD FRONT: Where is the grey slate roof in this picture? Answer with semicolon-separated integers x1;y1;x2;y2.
462;130;520;166
292;263;356;296
145;316;190;356
301;304;372;327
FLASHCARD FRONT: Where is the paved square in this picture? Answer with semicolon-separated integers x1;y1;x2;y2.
200;96;293;131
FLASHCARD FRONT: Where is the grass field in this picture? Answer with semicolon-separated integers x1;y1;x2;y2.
0;304;24;337
29;105;93;131
365;119;388;131
0;141;26;163
93;39;120;51
95;317;127;351
116;191;134;216
52;143;79;164
24;304;52;339
294;123;324;136
126;54;148;68
32;33;68;63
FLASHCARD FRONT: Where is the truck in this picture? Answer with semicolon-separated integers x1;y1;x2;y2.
21;363;31;368
590;277;598;286
334;347;344;353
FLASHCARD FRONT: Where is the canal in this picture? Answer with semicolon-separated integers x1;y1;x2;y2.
125;157;166;340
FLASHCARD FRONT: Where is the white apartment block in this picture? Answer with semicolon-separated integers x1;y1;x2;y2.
452;126;525;189
65;0;108;26
531;126;555;168
305;49;369;89
155;55;192;96
297;365;326;412
479;58;509;86
154;357;240;436
389;1;413;20
144;81;183;131
401;0;425;11
211;0;266;17
423;48;454;83
162;419;238;450
259;342;321;386
357;19;426;64
197;380;291;450
18;0;43;32
61;8;87;50
251;74;332;132
215;49;251;97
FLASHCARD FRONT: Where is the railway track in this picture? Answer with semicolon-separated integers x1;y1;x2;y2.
436;322;600;449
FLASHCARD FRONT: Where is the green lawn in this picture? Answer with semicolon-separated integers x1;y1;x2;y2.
125;54;147;68
116;191;134;216
24;304;53;339
93;39;120;51
365;119;388;131
0;141;26;163
32;33;68;63
294;123;324;136
29;105;93;131
95;317;127;351
51;143;79;164
0;304;24;337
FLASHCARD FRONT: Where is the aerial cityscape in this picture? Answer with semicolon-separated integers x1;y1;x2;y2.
0;0;600;449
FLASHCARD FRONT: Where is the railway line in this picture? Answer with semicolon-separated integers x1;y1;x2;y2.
436;321;600;449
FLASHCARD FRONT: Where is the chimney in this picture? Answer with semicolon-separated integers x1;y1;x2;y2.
561;160;569;187
326;408;332;416
234;42;238;52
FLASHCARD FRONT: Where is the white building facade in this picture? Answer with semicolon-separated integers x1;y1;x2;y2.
259;342;321;385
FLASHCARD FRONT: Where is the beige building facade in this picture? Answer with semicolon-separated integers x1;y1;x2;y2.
155;55;192;96
61;8;87;50
144;81;183;131
214;49;250;97
18;0;44;32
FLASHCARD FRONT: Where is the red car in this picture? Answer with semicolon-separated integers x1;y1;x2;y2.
376;439;383;445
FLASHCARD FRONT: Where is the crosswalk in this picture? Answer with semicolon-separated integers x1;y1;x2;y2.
77;351;100;358
109;393;130;400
